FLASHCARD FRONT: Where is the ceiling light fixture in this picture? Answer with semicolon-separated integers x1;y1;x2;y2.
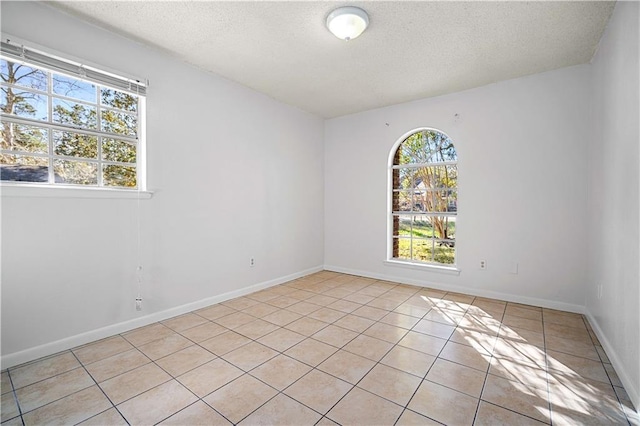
326;6;369;41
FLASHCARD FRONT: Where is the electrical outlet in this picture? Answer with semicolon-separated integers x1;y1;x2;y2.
135;298;142;311
479;260;487;270
250;257;255;267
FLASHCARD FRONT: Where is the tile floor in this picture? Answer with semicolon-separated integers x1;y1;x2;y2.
1;271;637;425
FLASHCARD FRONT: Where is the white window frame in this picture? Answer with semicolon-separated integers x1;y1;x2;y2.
0;35;150;197
386;127;460;274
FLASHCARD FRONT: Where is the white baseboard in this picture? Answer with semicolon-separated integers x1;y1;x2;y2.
324;264;585;314
1;265;323;369
584;311;640;412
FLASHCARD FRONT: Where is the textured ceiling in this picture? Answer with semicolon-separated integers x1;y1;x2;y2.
47;1;615;118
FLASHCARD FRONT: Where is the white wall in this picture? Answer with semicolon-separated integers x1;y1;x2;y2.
586;1;640;409
1;2;324;365
324;65;591;310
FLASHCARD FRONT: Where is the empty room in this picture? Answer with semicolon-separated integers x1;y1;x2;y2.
1;1;638;425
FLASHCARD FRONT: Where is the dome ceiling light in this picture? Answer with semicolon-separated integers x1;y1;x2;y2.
326;6;369;41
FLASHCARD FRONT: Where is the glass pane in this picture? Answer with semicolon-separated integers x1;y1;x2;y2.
54;159;97;185
411;239;433;262
1;60;47;91
53;97;97;129
413;189;429;212
102;138;136;163
1;87;48;120
0;154;48;182
432;191;449;213
0;123;48;153
412;216;434;238
395;167;416;190
394;190;412;212
101;88;138;113
101;110;137;137
395;215;412;237
394;237;411;260
103;164;136;188
395;130;456;165
52;74;97;103
415;165;457;190
434;243;455;264
53;130;98;159
447;190;458;212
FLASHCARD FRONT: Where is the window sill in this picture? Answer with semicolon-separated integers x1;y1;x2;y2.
383;259;461;276
1;184;154;199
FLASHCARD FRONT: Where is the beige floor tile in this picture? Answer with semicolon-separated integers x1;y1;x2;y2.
318;350;376;384
99;363;171;404
393;303;431;318
234;319;280;340
333;314;375;333
195;304;236;321
546;350;609;383
122;323;176;347
426;358;486;398
246;290;280;303
78;408;127;425
137;333;192;361
266;295;300;308
396;409;441;425
363;322;408;344
155;345;216;377
323;287;355;299
284;369;353;414
1;416;23;426
160;400;231;425
257;328;305;352
367;297;402;311
1;371;11;395
543;311;585;329
326;299;361;314
250;354;311;390
222;296;259;311
544;323;592;343
502;315;544;333
380;312;420;329
545;335;599;361
439;340;491;372
242;302;280;318
450;327;498;353
214;311;257;329
308;307;347;323
423;307;465;325
505;305;543;321
117;380;197;425
11;352;80;390
222;342;278;371
22;385;111;426
287;290;316;301
381;345;435;377
316;416;340;425
596;346;611;364
285;339;338;367
604;363;623;387
306;294;340;307
498;324;545;348
312;325;359;348
1;392;19;422
481;373;551;423
179;321;227;343
493;338;547;368
84;348;149;383
489;357;549;390
261;309;302;326
161;313;208;332
343;334;393;362
200;331;251;356
343;292;375;305
358;364;422;406
203;374;277;423
285;316;329;336
73;336;133;365
327;386;403;425
238;393;322;425
475;400;546;425
412;319;456;339
408;380;478;426
351;305;388;321
397;331;446;356
177;358;243;397
16;367;94;413
458;313;502;335
285;301;321;316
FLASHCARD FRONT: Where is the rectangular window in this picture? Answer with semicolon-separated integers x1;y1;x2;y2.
0;41;146;189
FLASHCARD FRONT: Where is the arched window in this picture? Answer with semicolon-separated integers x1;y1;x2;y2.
389;129;457;266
